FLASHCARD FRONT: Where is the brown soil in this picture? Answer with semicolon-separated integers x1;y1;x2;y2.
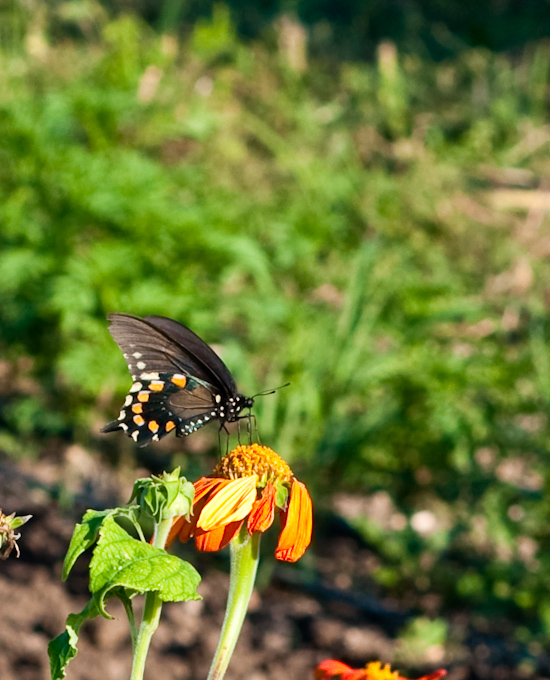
0;450;546;680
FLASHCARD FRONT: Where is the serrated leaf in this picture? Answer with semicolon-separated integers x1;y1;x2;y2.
89;516;200;617
48;599;99;680
62;509;114;580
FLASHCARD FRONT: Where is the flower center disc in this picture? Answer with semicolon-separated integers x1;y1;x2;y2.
215;444;293;485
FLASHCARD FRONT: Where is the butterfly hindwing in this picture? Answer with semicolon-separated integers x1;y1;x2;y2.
101;313;254;445
102;372;223;446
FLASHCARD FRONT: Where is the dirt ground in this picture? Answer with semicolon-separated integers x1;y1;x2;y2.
0;449;547;680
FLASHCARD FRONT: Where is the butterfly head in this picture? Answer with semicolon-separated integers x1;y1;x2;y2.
242;395;255;410
223;393;254;423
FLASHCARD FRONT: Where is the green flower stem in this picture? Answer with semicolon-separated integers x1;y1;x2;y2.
130;516;173;680
207;529;261;680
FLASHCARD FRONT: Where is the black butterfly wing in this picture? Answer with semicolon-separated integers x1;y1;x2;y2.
104;313;233;388
101;313;236;445
144;315;237;394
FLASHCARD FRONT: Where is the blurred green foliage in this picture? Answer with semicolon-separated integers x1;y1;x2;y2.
102;0;550;61
1;2;550;670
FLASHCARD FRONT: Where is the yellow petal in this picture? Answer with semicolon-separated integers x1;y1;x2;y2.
197;476;258;531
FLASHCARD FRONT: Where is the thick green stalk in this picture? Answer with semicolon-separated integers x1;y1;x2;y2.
130;516;173;680
207;529;261;680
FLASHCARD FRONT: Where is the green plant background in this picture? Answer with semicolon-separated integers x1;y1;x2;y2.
1;1;550;675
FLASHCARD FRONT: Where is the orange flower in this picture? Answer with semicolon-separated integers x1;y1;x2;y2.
167;444;312;562
315;661;446;680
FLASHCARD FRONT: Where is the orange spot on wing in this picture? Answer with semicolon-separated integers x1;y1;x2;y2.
165;421;176;432
137;392;150;402
171;376;187;388
131;403;143;414
148;420;159;433
133;415;145;426
149;381;165;392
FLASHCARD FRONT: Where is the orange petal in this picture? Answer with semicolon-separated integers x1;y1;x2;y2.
165;477;226;547
404;673;446;680
197;476;258;531
343;672;368;680
275;479;312;562
165;515;189;548
195;519;244;552
315;660;354;680
247;482;276;534
195;477;228;502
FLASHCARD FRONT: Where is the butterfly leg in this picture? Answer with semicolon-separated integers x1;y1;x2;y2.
218;423;231;456
234;412;257;445
245;413;261;444
247;412;259;444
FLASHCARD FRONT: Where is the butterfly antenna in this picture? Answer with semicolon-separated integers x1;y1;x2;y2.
251;382;290;399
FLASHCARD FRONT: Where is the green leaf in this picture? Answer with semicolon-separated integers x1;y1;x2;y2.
89;516;200;617
9;513;32;529
62;509;114;580
275;482;289;510
48;599;99;680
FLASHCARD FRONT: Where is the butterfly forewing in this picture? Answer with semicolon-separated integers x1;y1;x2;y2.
105;313;222;385
101;313;253;445
145;315;237;394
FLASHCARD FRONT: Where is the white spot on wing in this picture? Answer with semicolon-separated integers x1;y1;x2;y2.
136;361;146;370
140;372;160;380
132;352;142;359
131;430;139;441
130;382;143;393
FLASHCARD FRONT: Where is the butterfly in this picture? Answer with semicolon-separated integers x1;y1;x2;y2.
101;313;254;446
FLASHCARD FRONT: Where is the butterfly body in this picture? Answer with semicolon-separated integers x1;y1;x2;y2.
101;313;254;446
